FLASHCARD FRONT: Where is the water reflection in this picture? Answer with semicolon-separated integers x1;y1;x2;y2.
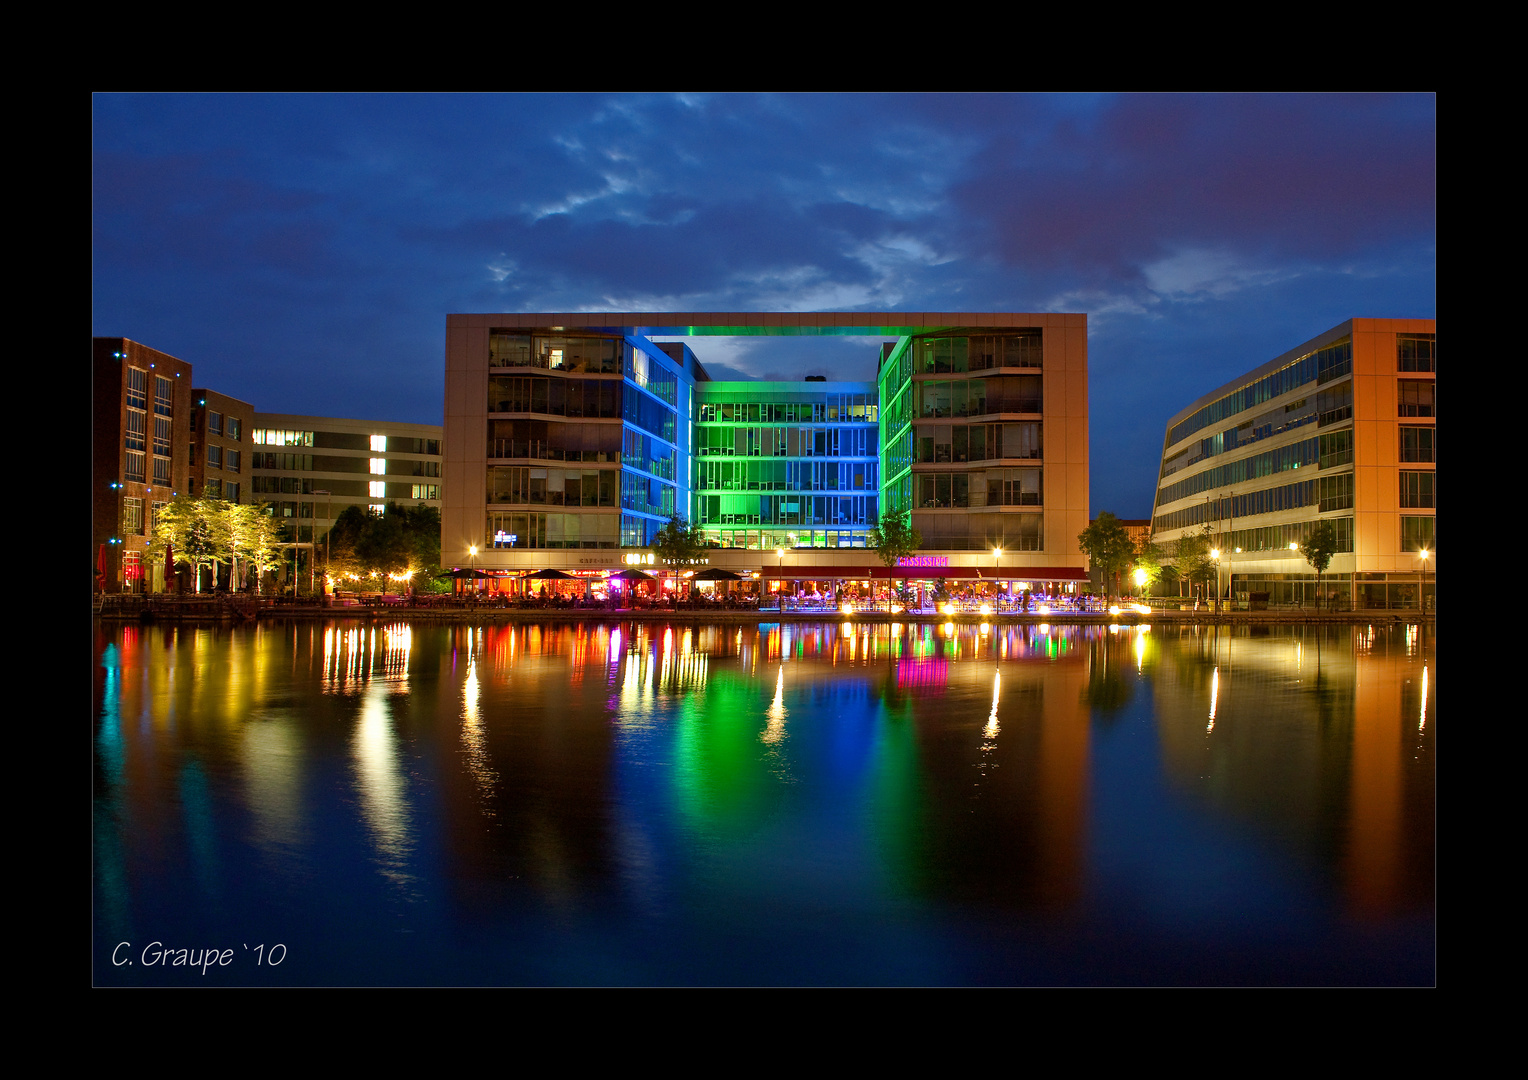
94;618;1434;984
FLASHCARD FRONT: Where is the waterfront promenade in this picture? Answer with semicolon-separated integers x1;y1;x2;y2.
95;594;1434;627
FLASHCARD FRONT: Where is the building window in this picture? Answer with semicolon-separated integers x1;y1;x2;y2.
1318;473;1354;512
227;417;242;441
124;497;144;535
127;368;148;411
124;551;142;585
208;445;222;470
152;455;170;484
369;481;386;498
188;444;197;466
152;501;166;533
226;450;240;473
1316;381;1352;426
368;504;385;517
1400;427;1435;463
1400;471;1435;508
1398;334;1436;372
126;410;146;452
153;415;171;457
208;411;223;435
155;376;174;417
1319;430;1353;469
206;478;223;499
412;484;439;500
370;435;387;452
1398;381;1435;417
225;483;239;503
370;458;386;475
1401;516;1435;552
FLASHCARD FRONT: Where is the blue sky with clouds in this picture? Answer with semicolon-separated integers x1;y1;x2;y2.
92;93;1434;518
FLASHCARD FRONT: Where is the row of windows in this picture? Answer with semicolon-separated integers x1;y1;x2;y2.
190;446;241;472
912;511;1044;551
917;469;1042;509
1212;517;1354;555
489;467;619;508
913;377;1043;419
488;421;623;463
623;429;675;481
1167;342;1337;446
1158;437;1319;507
913;333;1044;374
1155;478;1318;533
487;510;622;549
193;410;243;440
915;422;1042;464
489;334;625;374
702;529;875;550
699;494;879;528
1398;334;1436;372
489;375;624;419
695;424;878;459
697;459;878;492
697;398;878;423
622;472;676;518
1400;471;1435;508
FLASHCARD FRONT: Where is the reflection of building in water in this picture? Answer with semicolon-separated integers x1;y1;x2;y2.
1149;625;1433;916
1151;319;1436;611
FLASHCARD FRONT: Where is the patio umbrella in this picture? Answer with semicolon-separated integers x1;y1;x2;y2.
97;544;107;589
690;567;742;581
521;568;576;579
438;568;492;579
165;543;175;593
607;568;655;581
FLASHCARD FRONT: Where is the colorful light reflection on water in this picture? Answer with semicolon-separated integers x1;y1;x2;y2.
94;619;1433;985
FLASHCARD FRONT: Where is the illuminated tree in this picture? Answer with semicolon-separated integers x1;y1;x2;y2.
868;511;922;612
1078;511;1135;602
1300;520;1340;610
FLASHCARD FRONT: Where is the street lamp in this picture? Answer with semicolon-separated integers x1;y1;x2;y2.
1418;547;1430;613
992;547;1002;609
314;490;332;597
1210;547;1221;613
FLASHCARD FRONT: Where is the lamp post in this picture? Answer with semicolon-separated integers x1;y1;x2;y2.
1210;547;1221;613
314;490;332;597
1290;541;1301;609
1418;547;1430;613
992;547;1002;609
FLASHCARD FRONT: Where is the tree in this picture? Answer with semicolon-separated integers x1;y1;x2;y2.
1300;520;1339;610
228;503;282;593
1171;526;1219;603
868;511;922;612
1078;512;1135;602
651;513;707;600
321;502;445;594
1133;538;1167;597
150;496;222;592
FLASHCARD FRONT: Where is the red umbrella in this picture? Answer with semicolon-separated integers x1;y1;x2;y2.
165;543;175;593
97;544;108;590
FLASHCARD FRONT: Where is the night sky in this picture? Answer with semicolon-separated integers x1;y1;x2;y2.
92;93;1435;519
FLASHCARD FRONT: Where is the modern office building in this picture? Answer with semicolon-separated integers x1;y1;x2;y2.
249;413;443;535
1150;319;1435;610
93;338;195;593
444;312;1089;588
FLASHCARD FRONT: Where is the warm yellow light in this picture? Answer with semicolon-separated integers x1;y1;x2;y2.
1109;605;1121;616
1210;548;1220;560
1037;604;1050;615
841;602;854;615
1420;549;1430;561
979;603;992;616
469;545;478;557
1290;542;1299;551
1133;567;1148;588
992;548;1002;558
942;602;956;616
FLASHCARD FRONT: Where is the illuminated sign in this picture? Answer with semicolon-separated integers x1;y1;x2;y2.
896;555;949;568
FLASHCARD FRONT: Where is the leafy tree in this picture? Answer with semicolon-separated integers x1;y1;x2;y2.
1078;512;1135;602
1133;538;1166;596
1300;520;1340;610
1171;526;1219;602
651;513;707;598
150;496;222;592
228;503;282;593
321;502;444;593
868;511;922;612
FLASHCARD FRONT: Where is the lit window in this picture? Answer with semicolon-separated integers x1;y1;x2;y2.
370;435;387;452
228;417;242;441
368;504;384;517
369;481;386;497
370;458;386;475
